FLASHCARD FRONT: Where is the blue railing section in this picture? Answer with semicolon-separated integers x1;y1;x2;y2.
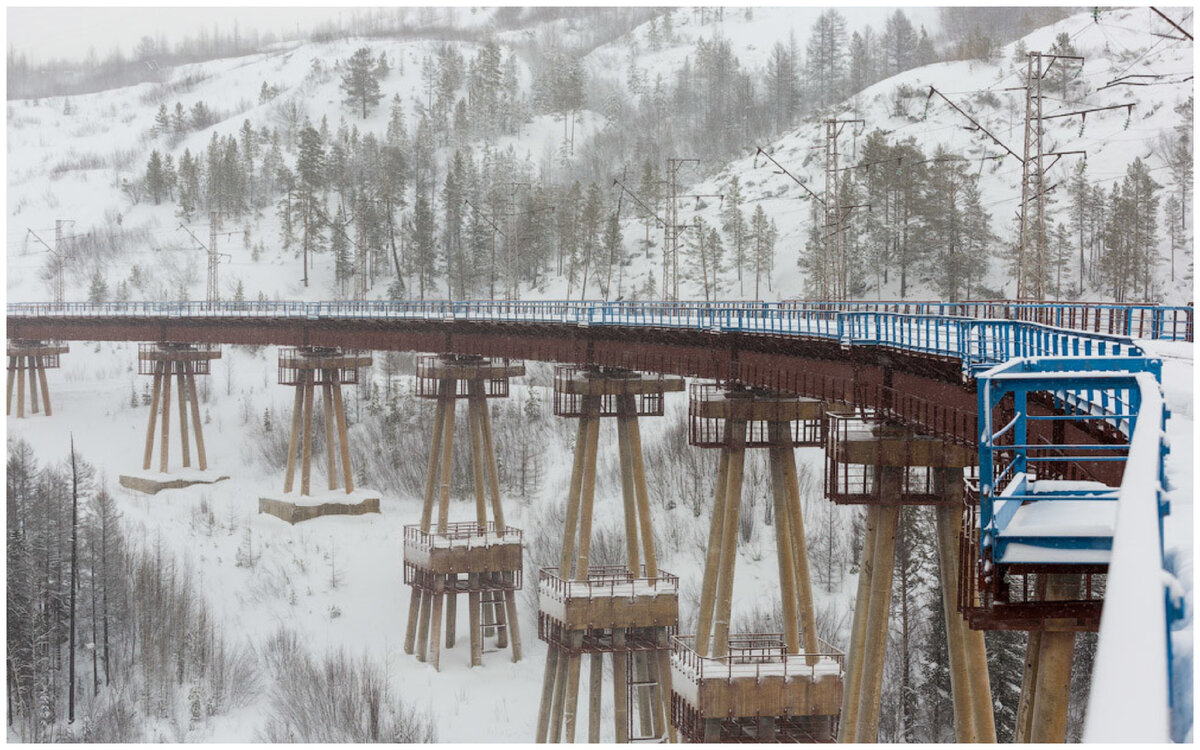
978;357;1179;741
7;298;1191;338
3;300;1161;375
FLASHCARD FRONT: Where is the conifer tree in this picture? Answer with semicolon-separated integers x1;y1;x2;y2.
341;47;383;119
145;150;166;205
295;125;327;286
749;204;777;298
721;176;749;294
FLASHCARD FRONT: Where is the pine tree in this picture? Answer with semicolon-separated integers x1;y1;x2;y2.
1164;194;1183;284
766;40;800;131
341;47;383;119
806;10;848;108
1167;96;1192;232
749;205;777;298
1100;158;1160;302
87;271;108;303
331;203;353;297
442;152;467;296
176;148;201;220
601;210;624;299
721;176;749;294
153;104;170;138
295;125;327;286
883;10;919;76
409;192;437;300
145;150;166;205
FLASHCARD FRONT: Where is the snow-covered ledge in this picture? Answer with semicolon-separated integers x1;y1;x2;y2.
1083;372;1171;742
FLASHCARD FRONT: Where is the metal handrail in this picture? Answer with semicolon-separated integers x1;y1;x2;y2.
537;565;679;602
6;299;1191;341
402;521;522;550
669;633;846;685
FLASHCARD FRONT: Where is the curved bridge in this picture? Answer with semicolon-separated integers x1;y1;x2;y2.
6;299;1188;741
6;300;1183;449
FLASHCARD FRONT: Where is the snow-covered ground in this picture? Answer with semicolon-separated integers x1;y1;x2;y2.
5;5;1193;741
8;340;854;741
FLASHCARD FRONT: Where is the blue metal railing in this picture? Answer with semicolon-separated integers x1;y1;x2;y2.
977;357;1177;741
6;299;1192;338
1;300;1162;372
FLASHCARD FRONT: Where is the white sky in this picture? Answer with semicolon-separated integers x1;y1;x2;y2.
6;5;383;65
7;3;951;67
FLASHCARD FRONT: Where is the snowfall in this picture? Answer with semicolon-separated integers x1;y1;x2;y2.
5;5;1194;743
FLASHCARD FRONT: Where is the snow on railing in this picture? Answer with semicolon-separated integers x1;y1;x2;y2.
978;358;1176;741
4;301;1158;372
1083;372;1174;742
669;633;844;685
537;565;678;602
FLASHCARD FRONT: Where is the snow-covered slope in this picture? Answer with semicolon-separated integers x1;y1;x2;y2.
7;8;1192;306
670;7;1193;302
5;8;1194;741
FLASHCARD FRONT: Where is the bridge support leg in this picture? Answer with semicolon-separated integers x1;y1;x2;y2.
837;505;879;743
415;589;431;664
36;357;52;416
549;639;569;742
935;469;996;743
768;431;800;657
855;468;901;743
588;652;603;743
936;501;976;742
776;423;820;664
300;369;314;495
331;370;353;492
655;627;677;743
503;573;521;662
143;362;164;470
612;629;629;743
6;357;16;416
536;643;560;742
1030;575;1078;743
445;578;457;649
429;579;444;672
711;419;747;658
186;367;206;470
16;356;26;418
964;621;997;741
1015;632;1042;743
468;574;482;667
28;356;39;414
159;361;172;473
322;380;336;490
176;364;190;467
404;588;421;656
283;371;304;492
562;632;584;742
695;439;731;657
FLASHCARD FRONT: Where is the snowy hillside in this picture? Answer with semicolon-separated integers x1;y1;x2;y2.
673;8;1194;303
6;7;1192;306
4;7;1195;743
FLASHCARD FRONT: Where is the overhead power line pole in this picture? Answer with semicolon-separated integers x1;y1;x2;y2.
208;211;219;305
178;213;235;306
824;119;864;301
664;158;698;301
1018;51;1129;300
